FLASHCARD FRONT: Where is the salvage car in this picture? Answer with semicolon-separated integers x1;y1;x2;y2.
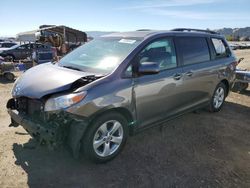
0;43;53;61
0;41;17;48
0;42;17;54
7;29;237;163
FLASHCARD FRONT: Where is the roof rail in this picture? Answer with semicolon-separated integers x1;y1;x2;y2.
171;28;218;34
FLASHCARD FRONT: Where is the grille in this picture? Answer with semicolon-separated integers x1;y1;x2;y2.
16;97;44;115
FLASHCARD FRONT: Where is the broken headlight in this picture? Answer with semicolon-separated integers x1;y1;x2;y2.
44;91;87;111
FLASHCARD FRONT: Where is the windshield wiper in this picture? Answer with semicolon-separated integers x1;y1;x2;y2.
62;65;82;71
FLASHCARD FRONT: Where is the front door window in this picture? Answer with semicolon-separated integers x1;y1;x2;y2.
138;38;177;71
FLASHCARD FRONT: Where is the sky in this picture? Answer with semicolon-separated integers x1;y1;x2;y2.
1;0;250;36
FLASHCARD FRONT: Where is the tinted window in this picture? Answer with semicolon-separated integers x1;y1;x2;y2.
1;43;16;48
178;37;210;65
23;44;30;49
138;38;177;71
17;45;27;50
35;44;43;49
211;38;227;58
42;45;50;49
35;44;48;49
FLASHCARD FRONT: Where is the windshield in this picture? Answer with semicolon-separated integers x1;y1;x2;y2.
59;37;142;74
9;44;20;49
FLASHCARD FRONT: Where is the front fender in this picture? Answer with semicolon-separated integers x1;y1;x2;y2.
66;78;135;119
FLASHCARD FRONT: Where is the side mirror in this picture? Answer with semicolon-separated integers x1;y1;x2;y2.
138;62;160;75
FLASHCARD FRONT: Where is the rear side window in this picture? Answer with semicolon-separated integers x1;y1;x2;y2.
38;44;47;49
177;37;210;65
42;45;49;49
36;44;43;49
18;44;28;50
211;38;227;58
1;43;15;48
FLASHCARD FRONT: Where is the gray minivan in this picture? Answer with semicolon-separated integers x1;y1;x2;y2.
7;29;237;163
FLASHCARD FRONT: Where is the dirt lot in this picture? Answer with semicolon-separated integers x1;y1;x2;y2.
0;50;250;188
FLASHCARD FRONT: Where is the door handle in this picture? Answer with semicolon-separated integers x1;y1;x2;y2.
173;73;182;80
185;71;193;77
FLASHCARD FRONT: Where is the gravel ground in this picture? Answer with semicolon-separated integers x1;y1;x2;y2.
0;50;249;188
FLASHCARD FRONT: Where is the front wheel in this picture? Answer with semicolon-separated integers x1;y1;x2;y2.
209;82;226;112
5;55;14;62
82;112;129;163
4;72;15;81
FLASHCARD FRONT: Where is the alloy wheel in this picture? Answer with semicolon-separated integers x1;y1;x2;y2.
93;120;124;157
213;86;225;109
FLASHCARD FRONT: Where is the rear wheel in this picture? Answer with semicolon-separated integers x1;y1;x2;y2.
82;112;129;163
209;82;226;112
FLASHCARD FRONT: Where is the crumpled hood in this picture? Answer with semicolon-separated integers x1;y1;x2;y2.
12;63;97;99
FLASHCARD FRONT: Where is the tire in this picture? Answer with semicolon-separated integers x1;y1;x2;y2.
4;72;15;81
5;55;14;62
242;83;249;91
209;82;227;112
232;82;249;92
82;112;129;163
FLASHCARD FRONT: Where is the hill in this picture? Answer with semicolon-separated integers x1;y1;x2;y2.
215;27;250;40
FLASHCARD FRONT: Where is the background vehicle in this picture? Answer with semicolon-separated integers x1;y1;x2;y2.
229;43;239;50
7;29;236;163
0;43;54;61
0;42;18;54
0;58;15;81
0;42;17;48
17;25;87;56
232;58;250;92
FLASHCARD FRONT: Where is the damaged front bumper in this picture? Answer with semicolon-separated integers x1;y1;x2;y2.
7;98;89;159
8;109;65;146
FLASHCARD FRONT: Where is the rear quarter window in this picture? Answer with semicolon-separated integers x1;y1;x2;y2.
177;37;210;65
211;38;228;58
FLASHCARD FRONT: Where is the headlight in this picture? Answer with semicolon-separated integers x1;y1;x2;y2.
44;91;87;111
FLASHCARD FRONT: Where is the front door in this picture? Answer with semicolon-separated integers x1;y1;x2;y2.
133;38;184;128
